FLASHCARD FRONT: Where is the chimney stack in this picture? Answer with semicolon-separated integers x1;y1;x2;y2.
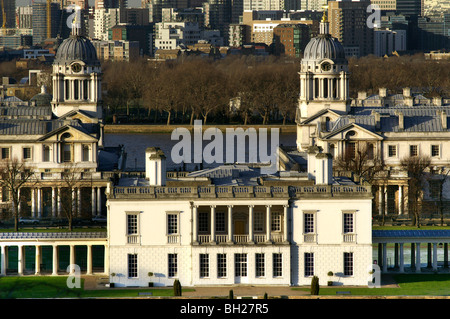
442;111;447;130
315;153;333;185
396;111;404;131
307;145;321;180
145;147;167;186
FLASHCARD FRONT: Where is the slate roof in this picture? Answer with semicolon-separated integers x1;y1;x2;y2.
373;230;450;238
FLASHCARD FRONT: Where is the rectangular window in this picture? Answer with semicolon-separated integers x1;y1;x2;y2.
127;214;138;235
273;253;282;277
200;254;209;278
388;145;396;157
23;147;31;160
255;253;265;277
344;252;353;276
235;253;247;277
216;211;225;232
431;145;440;157
217;254;227;278
43;145;50;162
343;213;354;233
304;213;314;233
410;145;418;157
198;212;208;233
82;145;90;162
128;254;138;278
254;211;264;232
304;253;314;277
167;213;178;235
168;254;177;278
63;144;72;162
429;180;440;199
271;212;281;231
1;148;10;159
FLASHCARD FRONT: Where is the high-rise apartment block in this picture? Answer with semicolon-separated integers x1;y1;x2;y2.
328;0;374;57
374;28;406;56
273;23;310;57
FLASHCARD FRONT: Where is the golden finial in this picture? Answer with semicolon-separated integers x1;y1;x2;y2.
322;5;329;22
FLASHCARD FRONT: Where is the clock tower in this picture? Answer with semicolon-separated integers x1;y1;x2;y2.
297;11;350;121
51;19;103;119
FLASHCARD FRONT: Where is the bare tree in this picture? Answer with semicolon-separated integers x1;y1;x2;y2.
0;158;37;231
400;155;432;228
57;163;92;231
334;142;384;184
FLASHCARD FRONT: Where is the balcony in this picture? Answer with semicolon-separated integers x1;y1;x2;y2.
127;235;140;244
343;233;356;243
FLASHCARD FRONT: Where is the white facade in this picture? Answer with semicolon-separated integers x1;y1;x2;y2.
154;22;202;50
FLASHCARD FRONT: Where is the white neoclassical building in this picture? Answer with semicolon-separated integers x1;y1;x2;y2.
106;145;373;287
0;24;125;220
296;15;450;218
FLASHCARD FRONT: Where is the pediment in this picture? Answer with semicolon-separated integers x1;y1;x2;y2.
37;125;98;143
322;123;383;141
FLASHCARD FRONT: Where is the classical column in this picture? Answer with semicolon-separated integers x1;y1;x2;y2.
18;245;23;276
411;243;415;270
384;186;388;215
433;243;438;271
399;243;405;273
404;186;409;215
378;186;383;215
72;188;76;217
248;205;254;243
52;187;57;218
77;188;82;217
57;188;62;217
266;205;272;243
283;204;289;243
1;245;6;275
227;205;233;244
31;188;36;218
97;187;102;215
37;188;42;218
91;187;96;216
69;245;75;273
382;243;388;272
86;245;93;275
398;185;403;215
416;243;421;272
210;205;216;244
35;245;41;275
52;245;58;276
192;205;198;244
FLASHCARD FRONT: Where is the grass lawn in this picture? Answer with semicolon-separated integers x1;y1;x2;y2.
0;276;184;299
293;274;450;296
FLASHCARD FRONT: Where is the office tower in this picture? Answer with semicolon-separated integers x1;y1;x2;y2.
328;0;374;57
396;0;422;16
32;2;63;45
0;0;16;28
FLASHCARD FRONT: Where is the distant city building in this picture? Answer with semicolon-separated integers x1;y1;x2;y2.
92;39;141;61
32;2;63;46
374;28;406;56
241;10;316;47
244;0;300;11
110;24;154;56
229;23;249;47
328;0;374;57
273;23;310;57
395;0;422;16
0;0;15;28
300;0;326;11
16;6;33;29
371;0;397;11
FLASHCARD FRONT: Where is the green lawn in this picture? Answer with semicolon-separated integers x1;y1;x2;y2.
293;274;450;296
0;276;181;299
1;274;449;298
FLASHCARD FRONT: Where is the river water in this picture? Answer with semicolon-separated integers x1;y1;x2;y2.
104;131;297;171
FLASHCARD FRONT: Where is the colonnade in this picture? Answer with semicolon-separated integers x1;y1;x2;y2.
0;242;108;276
378;184;409;215
18;186;103;218
192;204;289;245
377;242;449;272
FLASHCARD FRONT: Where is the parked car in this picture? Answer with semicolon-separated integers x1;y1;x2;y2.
92;215;107;224
19;217;39;225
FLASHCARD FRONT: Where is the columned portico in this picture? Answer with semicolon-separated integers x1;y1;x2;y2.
0;233;108;276
192;201;289;246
